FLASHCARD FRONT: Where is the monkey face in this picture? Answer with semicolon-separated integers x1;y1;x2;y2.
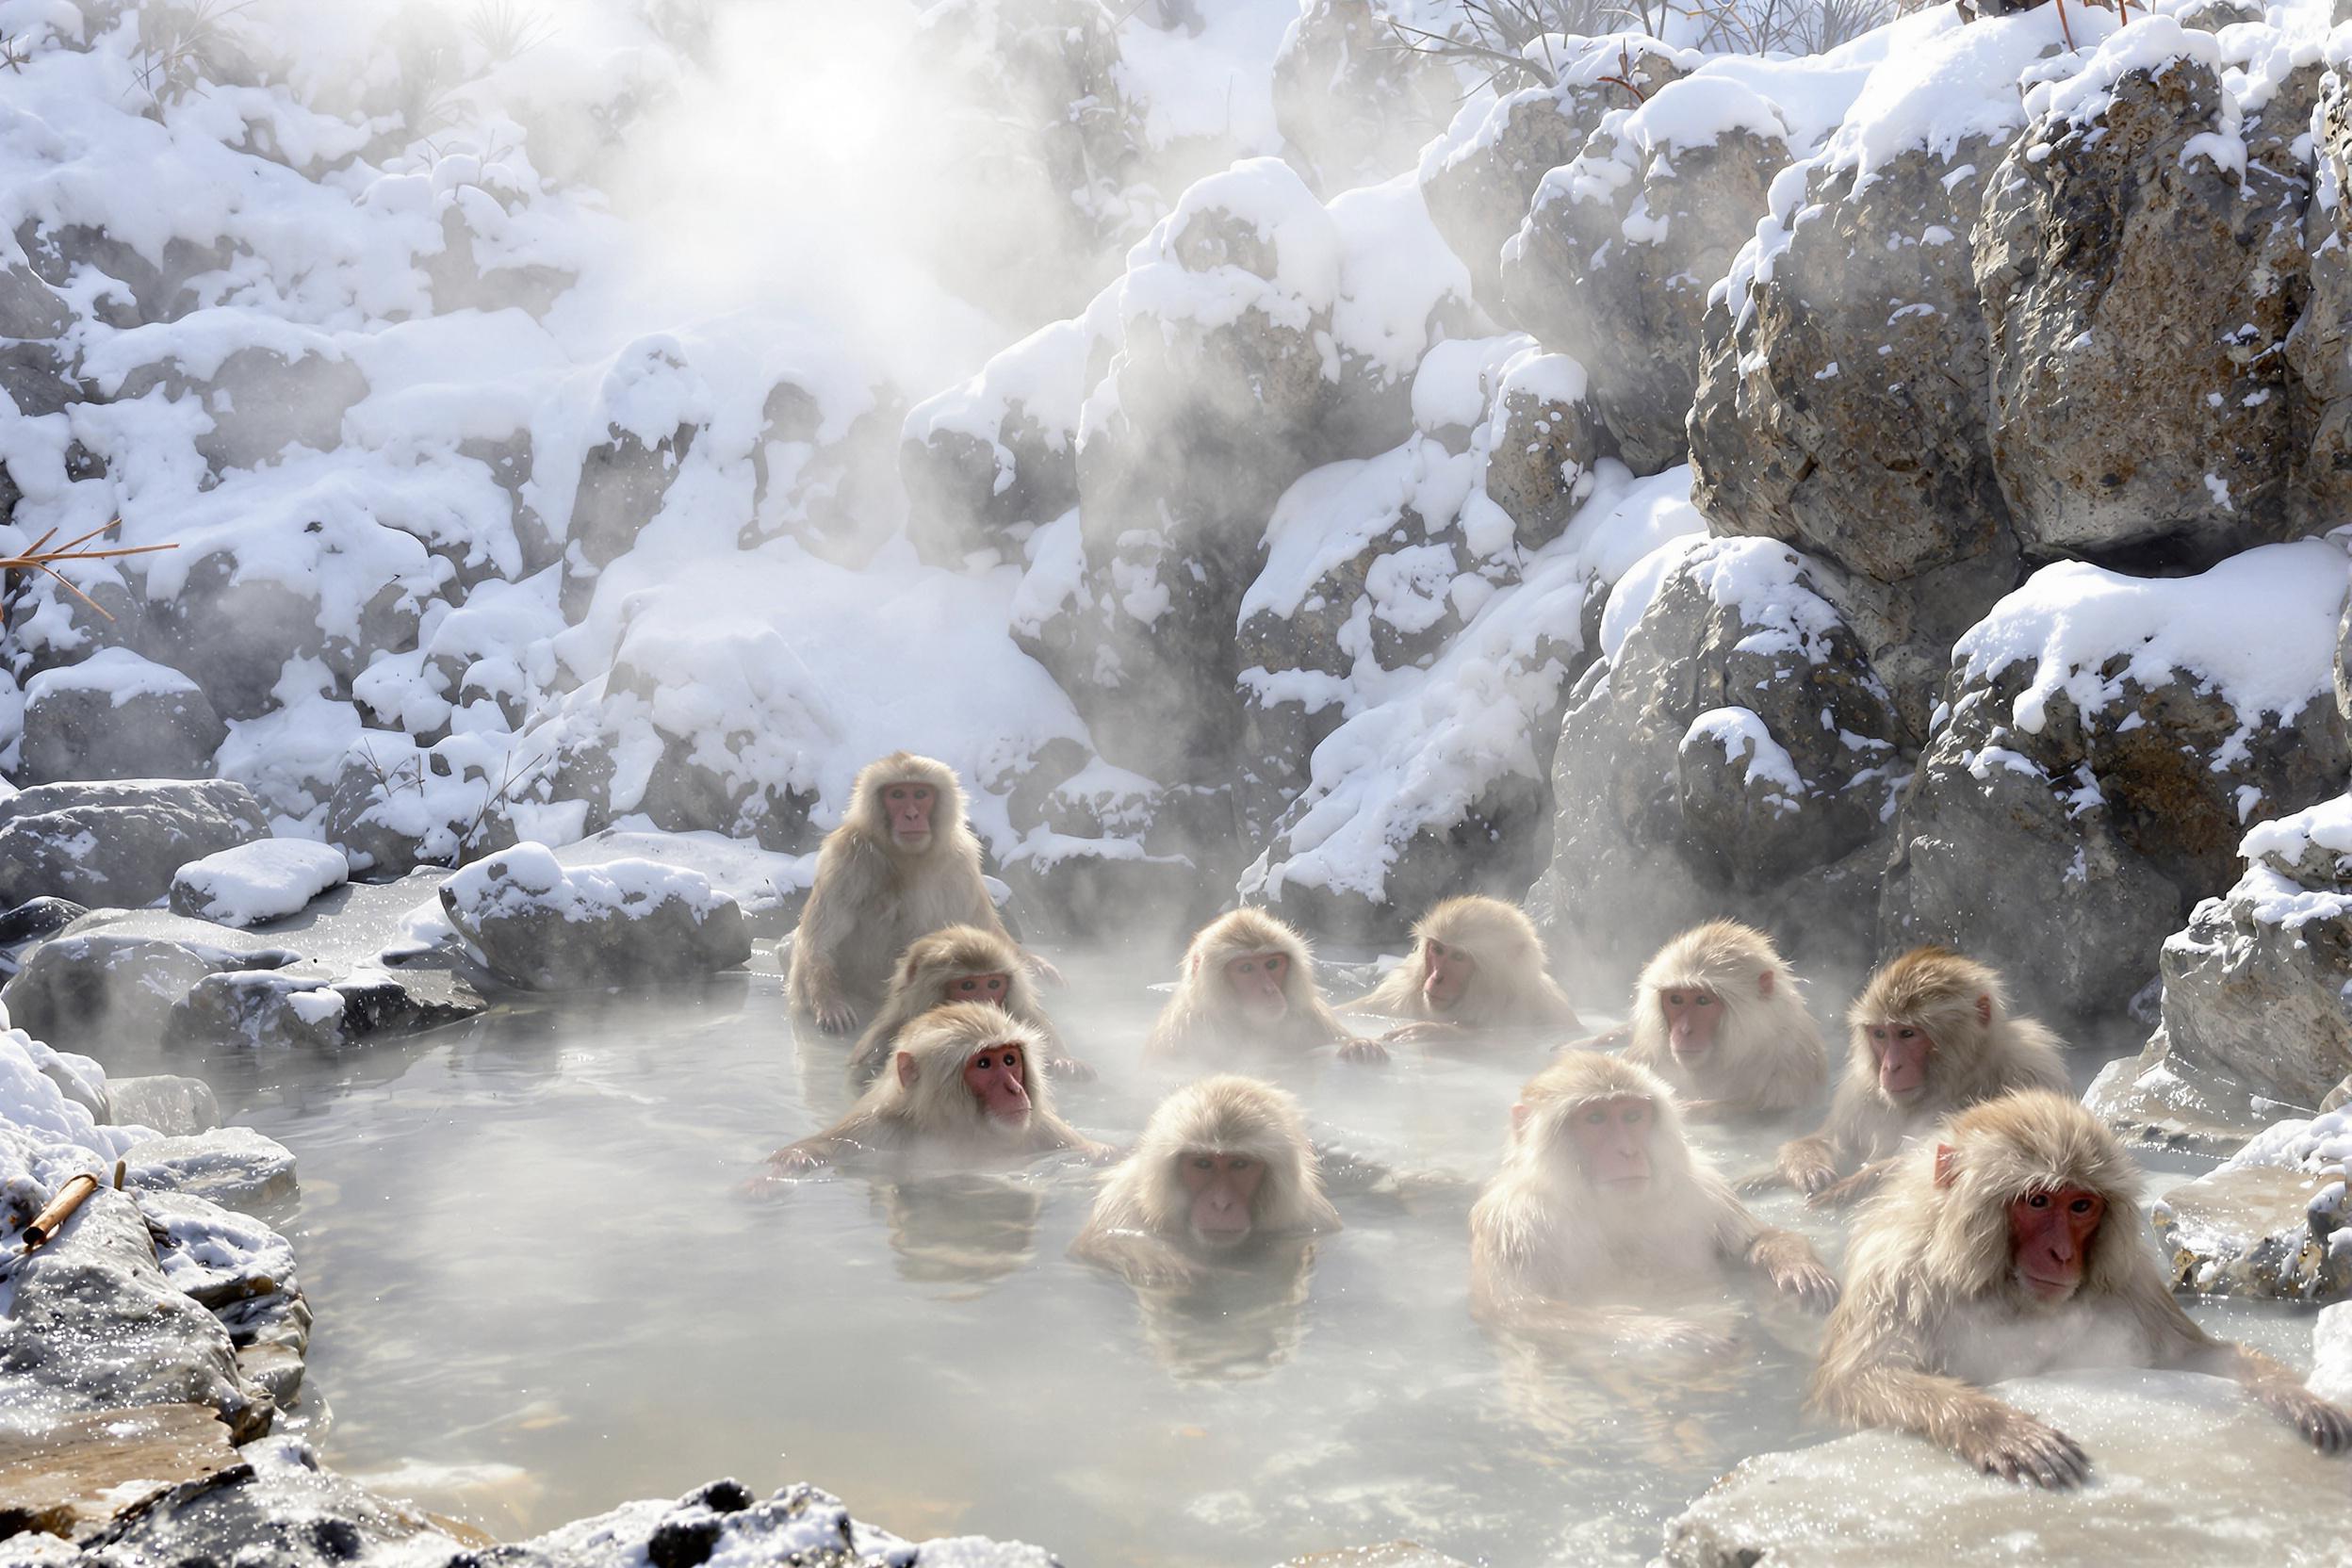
1422;939;1477;1011
884;782;937;848
944;971;1011;1006
1867;1022;1933;1100
1660;988;1722;1063
1222;952;1291;1025
2008;1185;2105;1303
1566;1095;1654;1191
962;1042;1031;1127
1179;1151;1265;1249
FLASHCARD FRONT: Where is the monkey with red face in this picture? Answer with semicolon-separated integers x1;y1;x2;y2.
1070;1075;1341;1290
1620;920;1825;1120
765;1003;1110;1174
1345;895;1584;1045
1814;1089;2352;1487
788;752;1051;1036
846;924;1090;1087
1765;946;2067;1207
1145;908;1384;1065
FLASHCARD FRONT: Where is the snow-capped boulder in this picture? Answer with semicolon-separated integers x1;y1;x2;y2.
1884;543;2352;1023
0;778;271;910
110;343;369;474
18;648;226;785
560;337;713;618
742;371;907;569
1417;37;1692;319
2151;1121;2352;1303
103;1075;222;1139
122;1127;300;1212
1476;350;1607;552
1272;0;1459;195
1532;535;1903;980
1660;1371;2352;1566
170;839;351;928
2091;794;2352;1152
437;842;750;990
168;960;485;1052
1503;76;1791;473
2296;56;2352;531
1974;26;2320;563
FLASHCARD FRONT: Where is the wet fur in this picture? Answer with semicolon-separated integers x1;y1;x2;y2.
1348;895;1582;1031
1621;920;1825;1116
847;924;1066;1087
1144;908;1355;1061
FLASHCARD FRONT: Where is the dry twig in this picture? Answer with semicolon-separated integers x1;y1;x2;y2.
1;521;176;622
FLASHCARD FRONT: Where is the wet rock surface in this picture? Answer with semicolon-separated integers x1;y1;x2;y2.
437;843;751;990
1659;1370;2352;1566
16;652;226;787
0;781;270;911
121;1127;299;1210
0;1404;240;1543
2153;1162;2352;1303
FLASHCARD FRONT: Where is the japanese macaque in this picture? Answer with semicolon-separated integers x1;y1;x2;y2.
1070;1075;1342;1290
1768;946;2068;1208
787;752;1037;1036
765;1003;1109;1174
1813;1089;2352;1487
1470;1053;1838;1354
1144;908;1385;1065
1345;895;1584;1043
846;925;1090;1087
1621;920;1826;1120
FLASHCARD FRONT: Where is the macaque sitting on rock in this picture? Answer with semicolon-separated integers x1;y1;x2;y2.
1765;946;2067;1208
787;751;1049;1035
1145;908;1384;1066
1812;1089;2352;1487
1345;895;1583;1044
1070;1074;1341;1290
765;1003;1109;1174
847;924;1089;1087
1470;1053;1838;1356
1619;919;1825;1120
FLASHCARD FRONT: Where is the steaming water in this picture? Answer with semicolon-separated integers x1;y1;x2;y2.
111;954;2315;1564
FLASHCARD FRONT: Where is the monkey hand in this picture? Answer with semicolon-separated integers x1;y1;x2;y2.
2260;1383;2352;1452
1380;1021;1463;1045
1336;1037;1391;1065
765;1146;825;1176
1025;952;1067;988
1767;1256;1840;1315
809;998;861;1036
1962;1410;2091;1489
1637;1316;1740;1360
1076;1138;1120;1166
1046;1054;1098;1083
1122;1252;1201;1291
1678;1098;1732;1124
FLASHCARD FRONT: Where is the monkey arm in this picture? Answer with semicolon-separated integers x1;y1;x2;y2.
1069;1225;1200;1290
1030;1112;1117;1164
2164;1316;2352;1453
788;846;880;1033
1771;1132;1839;1194
1805;1156;1896;1211
1477;1291;1740;1359
765;1113;884;1175
1814;1359;2091;1488
1743;1226;1838;1313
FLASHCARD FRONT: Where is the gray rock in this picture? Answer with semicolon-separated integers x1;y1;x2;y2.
1272;0;1457;195
1530;538;1902;983
110;346;367;473
122;1128;299;1211
1690;137;2023;734
2;913;297;1054
0;779;270;910
0;1404;241;1544
2295;66;2352;533
437;843;751;990
1476;354;1606;552
136;1187;309;1410
1659;1370;2352;1567
743;374;907;568
167;960;483;1051
103;1076;220;1138
1974;51;2318;563
17;651;225;786
898;315;1095;570
510;1478;1062;1568
60;1438;454;1565
1503;83;1788;472
0;1184;271;1443
561;339;710;619
2151;1163;2352;1302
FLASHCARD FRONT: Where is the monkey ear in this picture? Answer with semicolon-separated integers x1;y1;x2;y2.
1509;1102;1528;1136
1756;968;1776;999
1933;1143;1958;1189
1975;993;1993;1027
905;955;921;982
1190;953;1202;975
895;1051;919;1089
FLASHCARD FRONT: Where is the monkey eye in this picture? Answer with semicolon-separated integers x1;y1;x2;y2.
2069;1197;2098;1215
1694;994;1714;1006
2027;1192;2051;1208
1583;1107;1609;1123
1229;1156;1253;1170
1897;1026;1919;1039
1190;1155;1215;1169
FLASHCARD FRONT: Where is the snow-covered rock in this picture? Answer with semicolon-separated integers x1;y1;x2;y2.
3;912;301;1054
1886;542;2352;1022
437;841;750;990
1660;1370;2352;1566
170;839;351;928
2152;1156;2352;1303
1532;532;1902;980
122;1126;300;1212
18;648;226;785
1272;0;1459;195
0;779;271;912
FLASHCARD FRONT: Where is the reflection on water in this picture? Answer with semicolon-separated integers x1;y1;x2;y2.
90;956;2301;1564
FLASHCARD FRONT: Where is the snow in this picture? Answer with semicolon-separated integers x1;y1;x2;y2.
2242;793;2352;874
1684;707;1805;801
1327;175;1473;382
1124;157;1340;335
440;841;730;926
1953;539;2350;765
0;1028;142;1164
1410;334;1540;436
171;839;351;929
21;646;200;708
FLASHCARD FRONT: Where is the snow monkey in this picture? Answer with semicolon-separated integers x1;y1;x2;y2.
1813;1089;2352;1488
765;1003;1110;1174
1469;1052;1838;1353
846;924;1090;1088
788;751;1045;1035
1767;946;2068;1208
1345;894;1584;1043
1070;1075;1342;1290
1621;919;1826;1120
1144;907;1385;1065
